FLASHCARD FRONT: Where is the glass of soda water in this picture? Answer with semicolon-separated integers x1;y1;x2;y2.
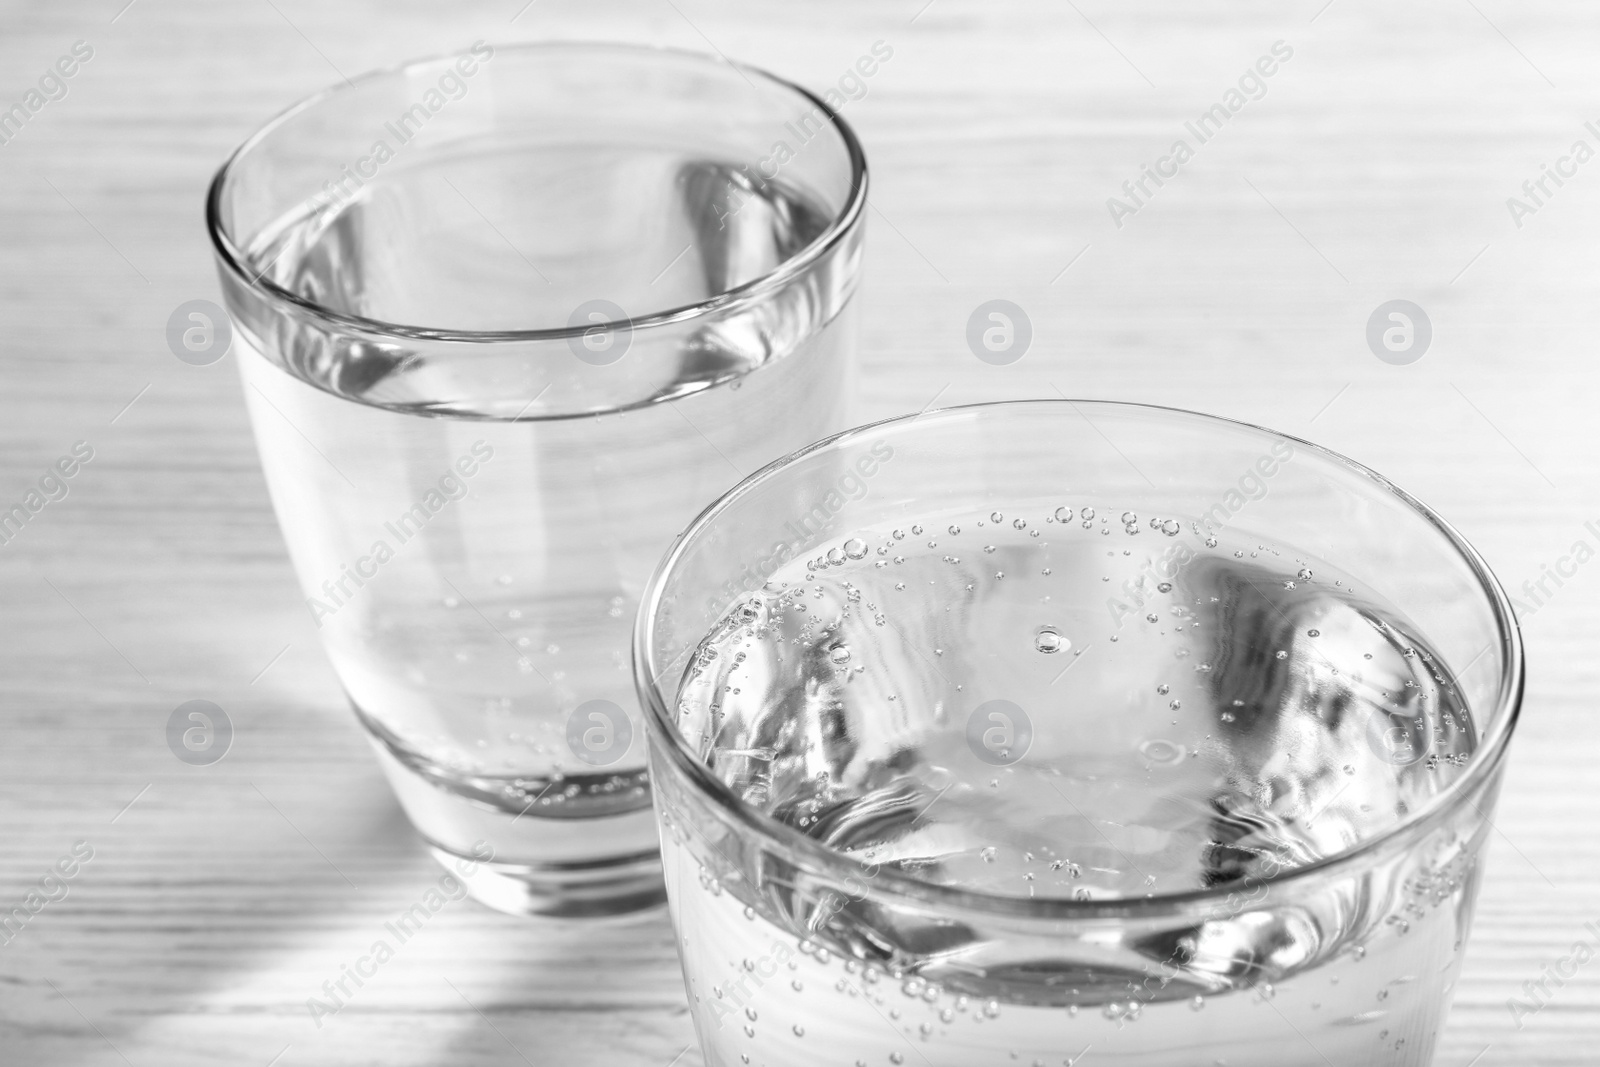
636;400;1523;1065
207;42;866;917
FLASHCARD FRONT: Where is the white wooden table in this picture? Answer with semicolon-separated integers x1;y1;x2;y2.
1;0;1595;1062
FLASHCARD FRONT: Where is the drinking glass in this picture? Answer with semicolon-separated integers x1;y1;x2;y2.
636;400;1522;1065
207;41;866;917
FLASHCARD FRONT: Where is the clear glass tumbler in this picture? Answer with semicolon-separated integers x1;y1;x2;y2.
636;400;1522;1065
208;41;866;917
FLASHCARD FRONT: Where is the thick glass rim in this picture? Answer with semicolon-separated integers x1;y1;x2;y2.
634;398;1526;922
205;40;869;344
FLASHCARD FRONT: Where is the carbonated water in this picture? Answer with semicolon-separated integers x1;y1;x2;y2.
662;504;1486;1065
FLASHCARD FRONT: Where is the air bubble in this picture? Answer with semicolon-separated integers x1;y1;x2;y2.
1054;506;1073;523
1140;738;1184;764
1081;507;1095;520
1035;628;1067;654
829;645;851;665
1298;567;1314;580
1012;518;1027;531
948;525;961;535
1161;519;1181;536
990;512;1004;523
844;538;868;560
826;547;845;566
1156;581;1172;593
1275;650;1288;660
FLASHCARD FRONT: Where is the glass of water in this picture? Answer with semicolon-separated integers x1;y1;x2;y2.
636;400;1523;1065
207;41;866;917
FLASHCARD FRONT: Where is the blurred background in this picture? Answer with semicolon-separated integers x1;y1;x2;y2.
1;1;1594;1063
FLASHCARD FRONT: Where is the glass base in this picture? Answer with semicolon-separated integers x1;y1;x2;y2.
365;733;666;919
428;845;667;919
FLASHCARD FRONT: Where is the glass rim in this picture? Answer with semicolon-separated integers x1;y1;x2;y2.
205;40;869;344
634;398;1526;922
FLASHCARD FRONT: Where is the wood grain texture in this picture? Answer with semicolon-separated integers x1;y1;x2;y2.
1;0;1596;1063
